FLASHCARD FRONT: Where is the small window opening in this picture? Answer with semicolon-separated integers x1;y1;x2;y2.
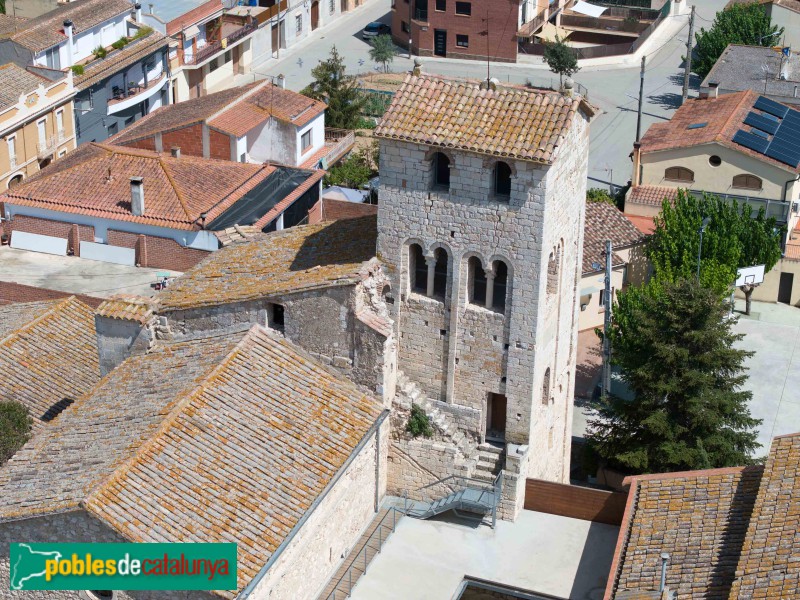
268;303;285;332
493;260;508;311
410;244;427;294
469;257;486;305
433;247;448;298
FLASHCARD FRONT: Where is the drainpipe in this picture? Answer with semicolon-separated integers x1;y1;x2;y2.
660;552;670;593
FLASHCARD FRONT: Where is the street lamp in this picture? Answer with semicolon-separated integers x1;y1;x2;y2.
697;216;711;279
758;31;781;44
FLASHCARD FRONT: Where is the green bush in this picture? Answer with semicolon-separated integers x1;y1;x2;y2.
134;26;154;39
406;404;433;438
586;188;614;205
111;37;130;50
0;400;31;466
354;117;377;130
93;45;108;60
70;64;84;76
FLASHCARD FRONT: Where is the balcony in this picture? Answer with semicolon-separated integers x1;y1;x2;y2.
183;21;257;66
323;129;356;166
107;73;168;115
36;130;66;158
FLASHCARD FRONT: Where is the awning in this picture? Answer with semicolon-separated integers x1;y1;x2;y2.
536;22;571;43
571;1;607;17
183;24;200;39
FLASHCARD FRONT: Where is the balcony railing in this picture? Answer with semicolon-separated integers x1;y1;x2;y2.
323;129;356;166
184;22;257;65
108;73;165;105
36;131;65;158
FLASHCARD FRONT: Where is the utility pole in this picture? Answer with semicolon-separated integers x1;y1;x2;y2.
635;55;646;143
602;240;613;398
408;0;413;59
681;5;696;104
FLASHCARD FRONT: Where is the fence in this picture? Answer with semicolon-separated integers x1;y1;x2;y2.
524;478;628;525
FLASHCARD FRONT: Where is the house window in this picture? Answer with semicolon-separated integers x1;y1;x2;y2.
709;155;722;167
410;244;427;294
435;0;446;10
547;246;560;295
268;303;285;332
494;161;511;197
456;34;469;47
432;247;448;298
301;129;312;152
330;0;335;12
209;58;219;72
599;288;614;308
664;166;694;183
468;256;487;306
431;151;450;189
56;109;64;139
732;174;763;191
492;260;508;312
224;50;232;63
58;149;67;158
37;118;47;148
402;21;410;34
107;122;118;137
7;136;16;169
455;1;471;15
44;46;61;70
296;14;303;34
542;367;551;405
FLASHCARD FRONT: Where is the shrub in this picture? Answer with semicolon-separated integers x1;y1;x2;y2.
406;404;434;438
70;64;84;76
134;26;154;39
93;45;108;60
586;188;614;205
111;37;130;50
0;400;32;466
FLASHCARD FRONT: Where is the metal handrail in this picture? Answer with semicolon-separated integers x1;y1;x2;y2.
324;507;405;600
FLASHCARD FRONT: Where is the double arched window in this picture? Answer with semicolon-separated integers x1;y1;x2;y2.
409;243;449;300
468;257;510;313
732;174;762;191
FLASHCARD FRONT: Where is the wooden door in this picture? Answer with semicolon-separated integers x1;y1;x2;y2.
311;1;320;30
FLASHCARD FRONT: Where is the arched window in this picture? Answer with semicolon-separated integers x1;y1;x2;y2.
546;247;560;295
468;256;486;305
732;174;762;191
410;244;426;294
432;152;450;189
433;247;448;298
494;161;511;197
492;260;508;312
7;174;23;189
664;166;694;183
542;367;551;405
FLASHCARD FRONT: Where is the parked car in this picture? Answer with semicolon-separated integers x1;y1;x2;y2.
362;22;391;40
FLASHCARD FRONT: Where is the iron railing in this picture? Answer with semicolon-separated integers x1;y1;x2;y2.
323;129;356;165
185;22;257;65
412;471;503;529
323;507;404;600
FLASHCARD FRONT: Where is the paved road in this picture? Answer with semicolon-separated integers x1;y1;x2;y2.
244;0;730;190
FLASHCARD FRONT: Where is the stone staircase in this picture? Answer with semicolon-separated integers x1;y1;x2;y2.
473;443;505;484
394;371;478;460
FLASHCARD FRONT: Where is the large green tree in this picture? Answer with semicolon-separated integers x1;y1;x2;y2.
0;400;31;466
693;3;783;78
737;206;783;314
542;36;580;89
303;46;367;129
588;278;761;474
369;34;396;73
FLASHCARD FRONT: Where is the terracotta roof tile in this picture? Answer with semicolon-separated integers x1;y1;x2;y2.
166;0;224;36
0;297;99;428
375;73;594;164
85;326;383;596
10;0;132;52
158;215;377;310
73;31;169;90
0;14;28;38
582;201;645;273
2;143;276;231
95;295;158;324
627;185;679;207
625;214;657;235
639;91;800;173
728;433;800;598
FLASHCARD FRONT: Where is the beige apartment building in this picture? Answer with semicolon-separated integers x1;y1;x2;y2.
0;63;76;192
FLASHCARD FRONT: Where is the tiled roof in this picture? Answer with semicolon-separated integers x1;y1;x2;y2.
0;297;99;428
166;0;224;36
627;185;679;207
625;214;656;235
2;143;276;231
582;201;645;274
10;0;132;52
375;73;594;164
700;45;800;101
0;333;243;519
0;14;28;38
111;82;262;144
728;433;800;598
159;215;378;310
73;30;169;90
0;63;50;110
86;326;383;597
639;91;800;173
610;466;763;600
95;295;157;324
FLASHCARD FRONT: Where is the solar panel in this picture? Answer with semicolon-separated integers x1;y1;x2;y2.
754;96;789;119
752;129;770;139
744;112;780;135
687;122;708;130
733;130;770;154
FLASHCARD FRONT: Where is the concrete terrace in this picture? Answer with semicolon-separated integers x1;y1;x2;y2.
348;510;618;600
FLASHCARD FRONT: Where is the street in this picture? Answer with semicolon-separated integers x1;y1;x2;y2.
243;0;731;190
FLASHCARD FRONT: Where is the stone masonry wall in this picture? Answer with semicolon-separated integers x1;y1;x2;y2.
248;418;389;600
396;296;449;401
94;315;154;376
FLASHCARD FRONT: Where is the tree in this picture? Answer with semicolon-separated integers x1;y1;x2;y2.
324;147;373;189
303;46;367;129
369;34;396;73
0;400;31;466
587;188;615;205
542;36;580;89
693;3;783;78
587;278;761;474
736;205;783;315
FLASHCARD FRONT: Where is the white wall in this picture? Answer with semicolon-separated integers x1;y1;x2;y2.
295;113;325;165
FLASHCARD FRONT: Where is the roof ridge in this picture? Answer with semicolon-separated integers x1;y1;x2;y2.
158;156;193;222
714;90;756;144
206;80;272;123
83;326;264;514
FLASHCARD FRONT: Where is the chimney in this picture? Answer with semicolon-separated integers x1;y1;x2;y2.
134;2;142;23
276;74;286;89
130;177;145;216
170;146;181;158
708;82;719;98
63;19;74;67
480;77;500;92
412;58;422;76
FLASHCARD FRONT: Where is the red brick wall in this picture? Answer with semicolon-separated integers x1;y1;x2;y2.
107;229;210;271
125;138;157;152
161;123;205;158
0;282;103;308
209;129;232;161
7;214;94;256
391;0;519;62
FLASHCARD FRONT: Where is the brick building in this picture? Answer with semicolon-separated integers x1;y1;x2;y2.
0;143;323;271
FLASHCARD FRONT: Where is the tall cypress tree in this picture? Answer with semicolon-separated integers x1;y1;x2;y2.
303;46;366;130
588;278;761;474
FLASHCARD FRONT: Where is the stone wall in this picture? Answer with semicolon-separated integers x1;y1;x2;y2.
396;296;449;401
247;417;389;600
94;315;154;376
